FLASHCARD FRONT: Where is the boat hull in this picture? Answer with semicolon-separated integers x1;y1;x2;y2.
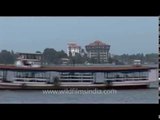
0;80;155;90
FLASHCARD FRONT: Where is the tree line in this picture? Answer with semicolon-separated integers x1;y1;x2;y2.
0;49;158;65
108;53;158;65
0;50;16;64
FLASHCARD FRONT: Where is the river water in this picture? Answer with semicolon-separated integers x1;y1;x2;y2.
0;69;158;104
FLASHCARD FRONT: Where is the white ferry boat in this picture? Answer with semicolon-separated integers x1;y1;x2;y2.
0;52;158;90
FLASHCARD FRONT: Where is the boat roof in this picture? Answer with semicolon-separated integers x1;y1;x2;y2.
0;65;150;72
16;52;42;55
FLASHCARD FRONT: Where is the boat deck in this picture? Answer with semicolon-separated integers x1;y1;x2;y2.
0;65;150;71
0;79;155;90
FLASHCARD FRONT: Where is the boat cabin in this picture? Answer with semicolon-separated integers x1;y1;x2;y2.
15;52;42;67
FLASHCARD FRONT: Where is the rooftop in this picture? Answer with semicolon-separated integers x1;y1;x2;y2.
86;40;110;47
0;65;150;72
16;52;42;55
68;43;81;48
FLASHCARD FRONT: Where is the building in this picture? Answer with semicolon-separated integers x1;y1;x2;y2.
85;40;110;63
15;52;42;67
67;43;81;56
61;58;70;64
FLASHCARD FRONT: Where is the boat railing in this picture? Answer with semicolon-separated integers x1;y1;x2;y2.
60;75;94;80
60;80;93;82
15;75;47;78
60;78;94;81
105;77;148;81
60;76;93;78
13;77;48;82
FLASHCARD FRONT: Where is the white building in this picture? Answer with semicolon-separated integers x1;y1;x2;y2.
67;43;81;56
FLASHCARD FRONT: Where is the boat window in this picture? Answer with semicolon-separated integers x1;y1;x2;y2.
105;71;148;79
60;72;94;81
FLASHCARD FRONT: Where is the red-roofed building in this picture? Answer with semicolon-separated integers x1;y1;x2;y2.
85;40;110;63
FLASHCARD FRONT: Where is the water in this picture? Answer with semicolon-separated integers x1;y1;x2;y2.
0;69;158;104
0;88;158;104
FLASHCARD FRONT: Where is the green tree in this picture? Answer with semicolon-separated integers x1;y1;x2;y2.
0;50;16;64
36;51;41;53
57;50;68;58
42;48;57;64
42;48;69;65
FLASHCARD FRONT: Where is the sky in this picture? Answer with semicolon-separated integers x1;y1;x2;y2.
0;17;158;55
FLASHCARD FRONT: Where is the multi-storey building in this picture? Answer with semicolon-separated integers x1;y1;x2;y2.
85;40;110;63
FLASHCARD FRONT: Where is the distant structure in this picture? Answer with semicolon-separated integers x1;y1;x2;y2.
61;58;69;64
67;42;81;56
133;60;141;66
15;52;42;67
85;40;110;63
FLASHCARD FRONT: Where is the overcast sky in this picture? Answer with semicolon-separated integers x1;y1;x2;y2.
0;17;158;55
